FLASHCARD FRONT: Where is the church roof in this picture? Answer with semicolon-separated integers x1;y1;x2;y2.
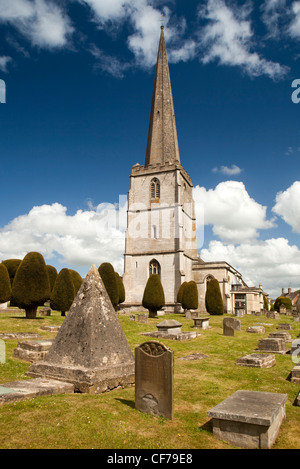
145;26;180;167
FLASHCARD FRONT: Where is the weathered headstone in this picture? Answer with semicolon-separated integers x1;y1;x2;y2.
290;365;300;383
279;305;287;314
0;378;74;405
269;331;292;341
137;313;148;324
266;311;280;319
185;310;198;320
135;341;174;419
223;317;241;336
208;390;287;449
277;323;293;330
236;353;276;368
27;265;135;394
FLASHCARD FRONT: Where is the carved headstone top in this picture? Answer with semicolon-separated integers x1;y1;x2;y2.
139;341;168;356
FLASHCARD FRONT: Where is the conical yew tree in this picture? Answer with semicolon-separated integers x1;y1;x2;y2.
98;263;119;309
69;269;82;295
46;265;58;296
205;278;224;315
0;263;11;304
2;259;21;286
177;281;187;305
115;272;125;305
142;274;165;318
50;268;75;316
10;252;50;319
181;280;198;310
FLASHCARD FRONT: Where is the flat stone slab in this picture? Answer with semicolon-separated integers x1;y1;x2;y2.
269;331;292;341
236;353;276;368
178;353;208;361
208;390;287;449
40;326;60;332
141;331;200;341
257;338;288;354
0;332;42;340
278;323;293;330
246;326;265;334
0;378;74;405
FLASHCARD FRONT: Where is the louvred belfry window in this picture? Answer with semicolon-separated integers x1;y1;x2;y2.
150;178;160;202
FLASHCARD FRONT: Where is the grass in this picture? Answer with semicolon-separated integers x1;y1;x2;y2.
0;308;299;449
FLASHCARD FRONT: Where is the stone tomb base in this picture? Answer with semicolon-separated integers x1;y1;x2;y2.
290;364;300;383
13;340;54;363
208;390;287;449
236;353;276;368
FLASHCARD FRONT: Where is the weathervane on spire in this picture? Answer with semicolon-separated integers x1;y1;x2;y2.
160;12;164;29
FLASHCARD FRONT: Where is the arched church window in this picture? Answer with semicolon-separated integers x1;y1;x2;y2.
149;259;161;277
150;178;160;201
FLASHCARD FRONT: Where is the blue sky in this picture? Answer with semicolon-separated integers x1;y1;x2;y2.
0;0;300;298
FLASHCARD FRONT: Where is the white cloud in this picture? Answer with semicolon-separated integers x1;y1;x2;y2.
212;164;243;175
0;0;74;49
272;181;300;233
0;201;127;274
198;0;289;79
289;1;300;39
200;237;300;298
193;181;275;243
261;0;287;39
0;56;11;73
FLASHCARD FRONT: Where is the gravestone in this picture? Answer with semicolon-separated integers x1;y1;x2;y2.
193;317;210;329
266;311;280;319
185;310;198;320
246;326;265;334
290;365;300;383
13;339;53;362
135;341;174;419
279;305;287;314
0;378;74;405
208;390;287;449
257;338;287;354
138;313;148;324
269;331;292;341
142;319;199;341
277;323;293;330
223;317;241;336
27;265;135;394
156;319;182;335
236;353;276;368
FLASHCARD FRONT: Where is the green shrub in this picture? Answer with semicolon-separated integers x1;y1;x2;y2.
142;274;165;318
205;278;224;315
69;269;82;295
263;295;269;310
46;265;58;295
181;281;198;310
10;252;50;319
177;281;187;304
115;272;125;305
274;296;292;312
0;263;11;304
2;259;21;286
50;268;75;316
98;263;119;309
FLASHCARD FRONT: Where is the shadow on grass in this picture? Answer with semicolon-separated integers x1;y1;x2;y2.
115;398;135;409
198;419;213;434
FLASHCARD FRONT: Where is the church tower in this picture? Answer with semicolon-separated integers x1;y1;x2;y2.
123;26;198;311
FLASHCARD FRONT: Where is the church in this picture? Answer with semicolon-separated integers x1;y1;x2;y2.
122;26;267;315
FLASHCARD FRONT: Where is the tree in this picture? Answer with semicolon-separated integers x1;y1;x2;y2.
2;259;21;286
0;263;11;304
50;268;75;316
142;274;165;318
98;263;119;309
177;281;187;305
46;265;58;295
205;278;224;315
115;272;125;305
181;281;198;310
10;252;50;319
263;295;269;311
274;296;292;312
69;269;82;295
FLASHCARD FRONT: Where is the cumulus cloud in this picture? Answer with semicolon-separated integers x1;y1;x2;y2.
272;181;300;233
200;237;300;298
289;1;300;39
193;181;275;243
0;0;74;49
0;56;11;73
198;0;289;79
212;164;243;175
0;201;127;274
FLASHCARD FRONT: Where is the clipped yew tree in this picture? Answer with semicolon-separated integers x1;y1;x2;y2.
205;278;224;315
69;269;82;295
115;272;125;306
50;268;75;316
46;265;58;295
142;274;165;318
177;281;187;305
2;259;21;286
274;296;292;312
10;252;50;319
181;280;198;310
0;263;11;304
98;262;119;309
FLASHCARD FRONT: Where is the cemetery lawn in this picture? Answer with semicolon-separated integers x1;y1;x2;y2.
0;309;299;449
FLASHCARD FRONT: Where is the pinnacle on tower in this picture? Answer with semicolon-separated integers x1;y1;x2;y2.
145;26;180;167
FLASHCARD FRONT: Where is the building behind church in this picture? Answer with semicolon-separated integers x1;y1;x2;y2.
122;26;268;316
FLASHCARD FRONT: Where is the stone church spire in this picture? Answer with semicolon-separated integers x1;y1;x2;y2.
145;26;180;167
